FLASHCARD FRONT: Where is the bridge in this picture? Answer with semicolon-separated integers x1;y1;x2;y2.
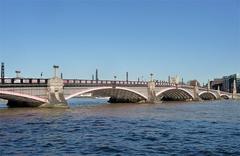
0;75;238;108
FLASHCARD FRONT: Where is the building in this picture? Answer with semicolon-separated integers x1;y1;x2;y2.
211;74;240;93
187;80;201;87
211;78;224;90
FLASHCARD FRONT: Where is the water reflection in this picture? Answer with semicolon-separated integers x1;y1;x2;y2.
0;99;240;155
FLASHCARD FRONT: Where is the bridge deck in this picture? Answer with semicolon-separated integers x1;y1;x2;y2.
0;78;233;96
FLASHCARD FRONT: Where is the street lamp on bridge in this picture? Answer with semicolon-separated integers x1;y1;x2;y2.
1;62;4;80
113;75;117;87
150;73;154;82
53;65;59;78
15;70;21;78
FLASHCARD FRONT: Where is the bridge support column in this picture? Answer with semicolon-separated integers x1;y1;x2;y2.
193;81;200;101
147;81;156;103
232;79;237;99
40;77;68;108
217;85;221;99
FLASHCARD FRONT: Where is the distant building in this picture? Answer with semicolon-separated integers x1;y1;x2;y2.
211;74;240;93
187;80;201;86
211;78;224;90
169;75;180;84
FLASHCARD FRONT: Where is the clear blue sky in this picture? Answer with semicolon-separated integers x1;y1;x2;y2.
0;0;239;83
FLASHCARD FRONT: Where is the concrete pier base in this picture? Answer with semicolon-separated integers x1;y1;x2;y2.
43;77;68;108
39;102;69;108
147;81;156;103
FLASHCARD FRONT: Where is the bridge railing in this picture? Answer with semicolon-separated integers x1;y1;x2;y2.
64;79;181;87
0;78;150;86
155;81;176;87
0;78;48;86
63;79;149;87
177;84;194;89
0;78;189;88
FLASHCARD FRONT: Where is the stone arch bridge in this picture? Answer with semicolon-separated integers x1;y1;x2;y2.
0;77;236;107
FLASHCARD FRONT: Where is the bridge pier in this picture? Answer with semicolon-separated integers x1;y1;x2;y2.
216;85;221;100
193;81;201;101
40;77;68;108
232;79;237;99
147;81;156;103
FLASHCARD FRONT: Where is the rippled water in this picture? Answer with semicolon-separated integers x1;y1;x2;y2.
0;99;240;155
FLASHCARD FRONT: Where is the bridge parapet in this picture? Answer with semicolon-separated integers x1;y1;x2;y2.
155;81;175;87
0;78;48;88
63;79;148;87
64;79;178;88
0;78;191;88
177;85;194;89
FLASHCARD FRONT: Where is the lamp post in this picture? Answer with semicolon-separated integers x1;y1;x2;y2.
207;79;210;91
233;79;237;99
1;62;4;79
150;73;153;82
113;75;117;87
96;69;99;81
1;62;4;84
15;70;21;78
175;76;179;89
53;65;59;77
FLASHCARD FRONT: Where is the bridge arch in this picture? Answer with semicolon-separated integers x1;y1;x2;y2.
65;87;148;103
199;91;217;100
220;94;231;99
0;90;47;107
156;87;194;101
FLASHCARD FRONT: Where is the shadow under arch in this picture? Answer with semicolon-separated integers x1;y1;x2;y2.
0;90;47;107
199;91;217;100
156;88;194;101
65;87;148;103
220;94;230;100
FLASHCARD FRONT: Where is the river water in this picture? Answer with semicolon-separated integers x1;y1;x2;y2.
0;99;240;155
